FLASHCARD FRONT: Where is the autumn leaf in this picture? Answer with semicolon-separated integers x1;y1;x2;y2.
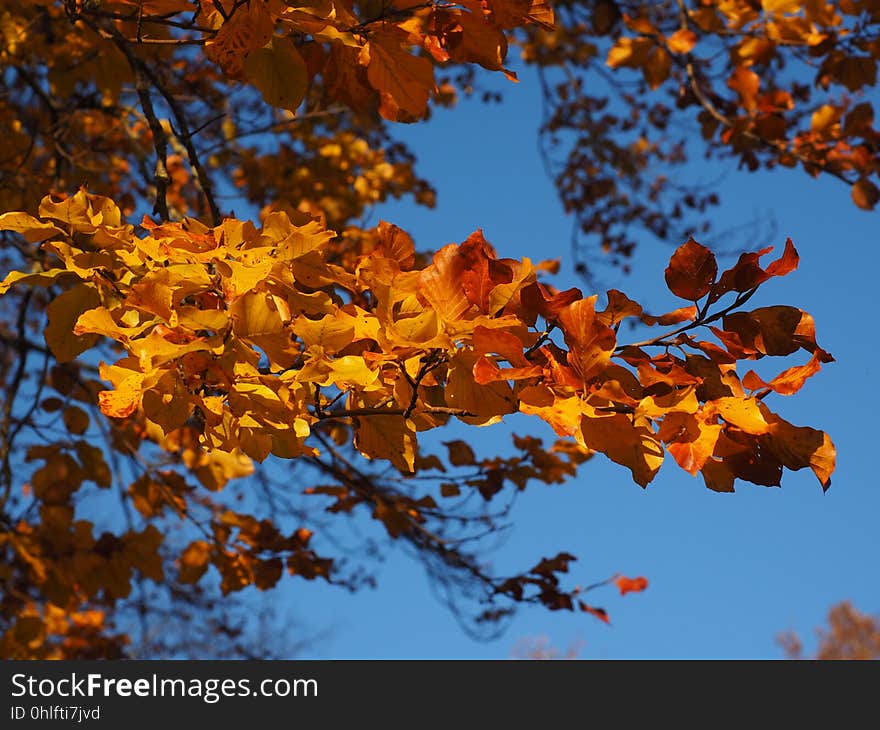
444;440;476;466
204;1;274;77
354;414;417;473
579;601;610;624
244;37;308;112
44;284;101;363
179;541;212;584
581;414;664;487
852;178;880;210
362;30;435;120
667;28;697;54
615;575;648;595
742;350;824;395
418;243;473;322
0;0;857;655
0;212;66;242
557;296;617;382
728;67;760;111
664;238;718;301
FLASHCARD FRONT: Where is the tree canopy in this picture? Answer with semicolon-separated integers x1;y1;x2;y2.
0;0;868;658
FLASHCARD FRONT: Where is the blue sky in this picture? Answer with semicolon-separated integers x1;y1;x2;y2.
273;64;879;659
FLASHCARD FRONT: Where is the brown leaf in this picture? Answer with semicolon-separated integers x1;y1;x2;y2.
852;178;880;211
444;440;477;466
579;601;610;624
664;238;718;300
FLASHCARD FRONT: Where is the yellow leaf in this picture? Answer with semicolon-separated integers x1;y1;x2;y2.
142;372;193;435
98;374;145;419
193;449;255;491
761;0;803;14
129;329;215;370
74;307;154;341
657;411;722;475
520;394;586;439
557;296;616;382
488;258;535;315
318;355;379;387
275;219;336;260
710;397;770;434
293;312;356;353
44;284;101;362
0;212;66;242
390;309;441;346
0;268;74;296
636;386;700;419
810;104;840;134
128;269;176;322
231;292;284;339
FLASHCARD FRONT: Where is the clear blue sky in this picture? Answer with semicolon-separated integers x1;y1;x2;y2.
270;65;878;659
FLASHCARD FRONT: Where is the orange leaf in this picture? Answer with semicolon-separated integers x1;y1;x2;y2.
362;31;435;120
742;350;824;396
640;305;698;326
667;28;697;54
521;282;582;323
418;244;473;321
598;289;643;327
472;325;529;366
581;414;664;487
448;10;509;71
375;221;416;270
728;67;760;111
615;575;648;595
557;296;617;382
658;411;722;475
